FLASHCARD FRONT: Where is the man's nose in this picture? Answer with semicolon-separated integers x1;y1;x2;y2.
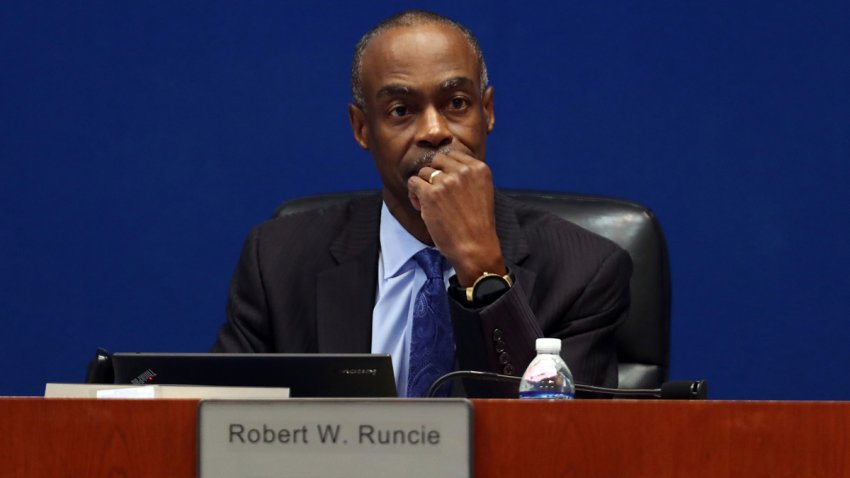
415;106;453;149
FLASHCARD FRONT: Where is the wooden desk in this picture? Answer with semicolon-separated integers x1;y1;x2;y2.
2;398;849;477
474;400;850;477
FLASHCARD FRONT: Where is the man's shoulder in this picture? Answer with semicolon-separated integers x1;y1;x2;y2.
254;191;382;234
497;191;625;256
496;191;633;294
245;192;382;258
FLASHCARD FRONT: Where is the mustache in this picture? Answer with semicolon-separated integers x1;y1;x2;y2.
411;147;453;174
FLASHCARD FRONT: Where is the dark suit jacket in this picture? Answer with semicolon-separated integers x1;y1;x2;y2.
212;191;632;391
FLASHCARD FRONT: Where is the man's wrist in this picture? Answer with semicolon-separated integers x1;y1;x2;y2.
453;255;507;287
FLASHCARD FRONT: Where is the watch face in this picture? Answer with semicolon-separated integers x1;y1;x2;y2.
474;275;511;305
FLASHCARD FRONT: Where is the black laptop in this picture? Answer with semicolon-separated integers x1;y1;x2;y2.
111;353;397;398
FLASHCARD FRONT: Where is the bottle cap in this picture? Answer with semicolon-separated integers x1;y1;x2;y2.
535;338;561;354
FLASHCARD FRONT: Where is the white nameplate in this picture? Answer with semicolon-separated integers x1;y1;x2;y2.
198;399;472;478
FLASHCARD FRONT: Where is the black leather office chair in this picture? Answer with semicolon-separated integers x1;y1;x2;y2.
274;190;671;389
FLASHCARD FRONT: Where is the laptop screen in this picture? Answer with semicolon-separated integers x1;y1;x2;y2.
111;353;397;398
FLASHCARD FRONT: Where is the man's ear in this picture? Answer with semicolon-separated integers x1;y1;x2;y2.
348;103;369;149
482;86;495;134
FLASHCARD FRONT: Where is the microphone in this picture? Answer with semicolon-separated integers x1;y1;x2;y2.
426;370;708;400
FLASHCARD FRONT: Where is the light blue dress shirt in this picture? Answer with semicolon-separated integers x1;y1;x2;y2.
372;202;454;397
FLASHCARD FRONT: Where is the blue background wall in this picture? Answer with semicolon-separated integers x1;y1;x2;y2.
2;1;848;399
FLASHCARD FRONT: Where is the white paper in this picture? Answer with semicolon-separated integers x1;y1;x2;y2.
96;386;157;399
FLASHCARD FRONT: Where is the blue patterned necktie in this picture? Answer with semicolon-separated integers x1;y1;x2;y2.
407;248;456;397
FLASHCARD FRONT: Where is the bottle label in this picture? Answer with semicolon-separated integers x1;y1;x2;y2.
523;358;558;382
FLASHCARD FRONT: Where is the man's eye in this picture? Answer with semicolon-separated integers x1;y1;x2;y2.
449;97;469;110
389;105;409;117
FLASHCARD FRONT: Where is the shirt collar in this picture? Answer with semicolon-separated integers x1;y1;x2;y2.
379;202;432;279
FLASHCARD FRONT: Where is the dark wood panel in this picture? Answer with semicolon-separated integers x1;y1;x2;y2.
473;400;850;478
3;398;850;477
0;398;197;477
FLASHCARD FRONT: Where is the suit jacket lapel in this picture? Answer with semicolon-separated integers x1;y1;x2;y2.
315;193;382;353
315;191;533;353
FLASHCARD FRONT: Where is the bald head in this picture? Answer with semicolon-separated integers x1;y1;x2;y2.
351;10;489;109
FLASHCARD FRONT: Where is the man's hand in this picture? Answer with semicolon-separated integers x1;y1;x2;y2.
407;150;507;287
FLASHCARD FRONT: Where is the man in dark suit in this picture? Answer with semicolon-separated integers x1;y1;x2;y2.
212;10;631;396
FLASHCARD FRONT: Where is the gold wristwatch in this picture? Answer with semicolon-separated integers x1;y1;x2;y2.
450;270;513;307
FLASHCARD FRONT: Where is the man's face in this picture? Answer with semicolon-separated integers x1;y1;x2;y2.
350;23;494;217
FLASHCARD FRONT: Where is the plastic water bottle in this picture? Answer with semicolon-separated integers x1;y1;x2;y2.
519;338;575;399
